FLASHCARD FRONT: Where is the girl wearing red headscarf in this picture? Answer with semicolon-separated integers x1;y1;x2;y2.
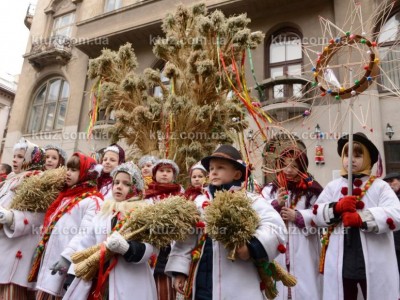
31;153;104;300
261;146;323;300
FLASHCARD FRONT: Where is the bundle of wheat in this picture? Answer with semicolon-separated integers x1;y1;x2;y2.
71;196;199;281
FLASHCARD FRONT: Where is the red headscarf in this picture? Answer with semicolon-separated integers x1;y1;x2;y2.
43;152;103;228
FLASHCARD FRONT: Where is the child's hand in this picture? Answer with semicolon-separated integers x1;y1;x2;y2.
281;207;296;222
277;188;287;206
173;274;187;294
236;244;251;261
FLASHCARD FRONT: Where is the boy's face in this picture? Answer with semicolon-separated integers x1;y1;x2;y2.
208;158;242;186
191;169;206;187
66;167;80;187
155;166;174;183
45;149;60;170
342;151;364;173
102;151;119;174
13;149;26;174
113;172;132;202
141;162;153;177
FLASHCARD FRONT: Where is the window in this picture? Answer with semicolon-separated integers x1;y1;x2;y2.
27;78;69;133
266;29;304;99
384;141;400;172
104;0;122;12
378;11;400;92
51;12;75;37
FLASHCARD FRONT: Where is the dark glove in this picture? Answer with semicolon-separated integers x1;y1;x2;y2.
63;274;75;290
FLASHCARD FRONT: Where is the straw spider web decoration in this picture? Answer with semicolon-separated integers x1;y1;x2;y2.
268;0;400;135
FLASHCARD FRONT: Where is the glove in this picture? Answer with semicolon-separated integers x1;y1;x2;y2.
0;207;13;225
104;231;130;255
334;196;357;215
50;256;71;275
342;212;363;228
63;274;75;290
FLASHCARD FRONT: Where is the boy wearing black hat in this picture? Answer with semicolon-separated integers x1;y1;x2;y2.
165;145;286;300
312;133;400;300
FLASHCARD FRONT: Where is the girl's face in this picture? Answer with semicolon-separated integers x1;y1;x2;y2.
191;169;206;187
102;151;119;174
44;149;60;170
141;162;153;177
66;167;80;187
112;172;132;202
343;151;364;173
12;149;26;174
282;157;300;181
155;166;174;183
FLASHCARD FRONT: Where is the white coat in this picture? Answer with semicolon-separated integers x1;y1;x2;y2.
261;185;322;300
313;177;400;300
35;195;103;297
0;173;44;289
100;182;113;201
165;186;287;300
63;211;158;300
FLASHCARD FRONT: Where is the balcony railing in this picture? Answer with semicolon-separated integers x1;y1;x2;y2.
24;4;35;29
259;76;312;121
24;36;72;70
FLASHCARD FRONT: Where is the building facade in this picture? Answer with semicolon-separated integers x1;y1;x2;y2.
0;74;16;160
2;0;399;186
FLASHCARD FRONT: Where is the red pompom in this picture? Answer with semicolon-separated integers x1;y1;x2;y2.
386;218;394;225
202;201;210;209
356;201;365;210
389;224;396;230
353;178;363;187
352;187;362;196
341;187;348;196
310;220;316;227
277;244;286;253
23;218;29;225
260;281;266;291
196;221;205;228
16;251;22;259
313;204;319;210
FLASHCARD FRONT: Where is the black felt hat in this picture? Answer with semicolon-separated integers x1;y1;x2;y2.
201;144;249;181
337;132;379;165
383;172;400;181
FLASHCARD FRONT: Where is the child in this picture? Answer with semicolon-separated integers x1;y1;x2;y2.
63;162;158;300
184;162;208;201
165;145;286;300
144;159;182;300
138;155;159;188
0;138;45;300
32;153;104;299
97;144;125;200
0;163;12;183
261;146;323;299
44;145;67;170
312;132;400;300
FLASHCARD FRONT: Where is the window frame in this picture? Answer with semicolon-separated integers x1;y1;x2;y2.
26;77;70;133
104;0;122;13
265;28;304;79
51;12;75;38
376;9;400;93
